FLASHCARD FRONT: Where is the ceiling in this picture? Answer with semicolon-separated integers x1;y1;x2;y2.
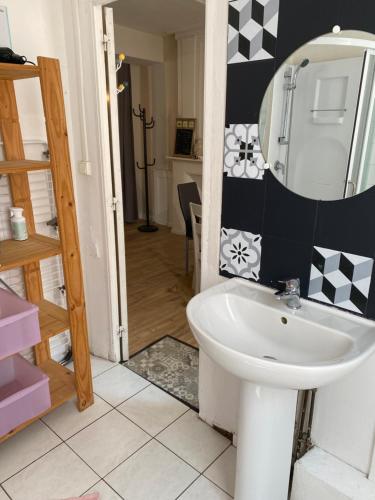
109;0;205;35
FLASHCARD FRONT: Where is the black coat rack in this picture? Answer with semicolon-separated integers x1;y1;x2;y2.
132;104;158;233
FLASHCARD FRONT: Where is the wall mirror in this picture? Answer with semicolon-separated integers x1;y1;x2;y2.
259;31;375;201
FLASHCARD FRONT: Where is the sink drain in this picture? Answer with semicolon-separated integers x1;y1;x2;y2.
263;355;277;361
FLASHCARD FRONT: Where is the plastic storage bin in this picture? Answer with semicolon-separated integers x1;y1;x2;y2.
0;354;51;437
0;288;40;359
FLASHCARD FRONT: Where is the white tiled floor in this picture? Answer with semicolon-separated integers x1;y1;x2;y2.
0;358;236;500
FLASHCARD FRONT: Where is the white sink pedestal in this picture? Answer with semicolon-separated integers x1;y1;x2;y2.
187;279;375;499
235;382;298;500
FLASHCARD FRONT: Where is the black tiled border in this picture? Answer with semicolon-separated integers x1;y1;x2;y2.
221;0;375;319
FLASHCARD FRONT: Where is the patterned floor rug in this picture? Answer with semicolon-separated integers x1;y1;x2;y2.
124;336;199;410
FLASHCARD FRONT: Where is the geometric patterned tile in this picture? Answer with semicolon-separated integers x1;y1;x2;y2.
228;0;279;64
220;227;262;280
224;124;265;180
308;246;374;314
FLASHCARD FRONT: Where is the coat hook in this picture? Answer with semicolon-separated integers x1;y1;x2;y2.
116;53;126;72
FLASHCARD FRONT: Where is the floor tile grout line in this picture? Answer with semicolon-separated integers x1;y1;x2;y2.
5;421;101;495
94;380;152;409
81;477;126;500
0;484;12;500
69;361;119;380
201;442;232;474
153;436;215;476
174;474;203;499
204;474;235;498
62;439;106;484
0;389;190;491
112;382;153;408
0;441;62;486
101;438;153;480
92;363;120;379
115;404;189;438
101;477;127;500
152;408;191;438
41;406;114;442
201;443;235;497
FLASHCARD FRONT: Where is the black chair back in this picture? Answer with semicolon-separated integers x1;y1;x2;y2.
177;182;201;239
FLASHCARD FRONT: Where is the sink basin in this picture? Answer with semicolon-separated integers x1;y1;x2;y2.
187;278;375;500
187;278;375;390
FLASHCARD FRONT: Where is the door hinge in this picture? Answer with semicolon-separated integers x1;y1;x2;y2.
117;325;126;338
103;33;109;52
111;197;118;211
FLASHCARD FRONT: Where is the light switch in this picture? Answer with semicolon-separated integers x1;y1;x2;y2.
79;160;92;176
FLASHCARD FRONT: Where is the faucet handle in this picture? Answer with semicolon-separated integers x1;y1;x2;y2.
279;278;300;293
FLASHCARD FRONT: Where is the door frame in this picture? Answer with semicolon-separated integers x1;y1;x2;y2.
70;0;228;365
91;2;128;361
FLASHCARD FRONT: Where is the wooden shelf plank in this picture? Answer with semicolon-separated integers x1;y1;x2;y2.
38;300;69;340
0;360;76;443
0;160;50;175
0;63;40;80
0;234;61;272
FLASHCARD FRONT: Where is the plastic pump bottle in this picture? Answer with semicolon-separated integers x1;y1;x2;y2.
10;207;28;241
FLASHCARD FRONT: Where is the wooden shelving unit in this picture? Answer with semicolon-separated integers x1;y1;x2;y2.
0;234;61;271
0;57;93;444
0;160;50;175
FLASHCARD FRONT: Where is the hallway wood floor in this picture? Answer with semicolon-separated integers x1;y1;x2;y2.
125;222;198;356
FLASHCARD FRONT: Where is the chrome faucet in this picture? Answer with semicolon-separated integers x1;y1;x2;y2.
274;278;301;310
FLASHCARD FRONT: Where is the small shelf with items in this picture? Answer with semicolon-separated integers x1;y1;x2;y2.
0;62;40;80
0;359;75;443
0;56;93;442
0;234;61;272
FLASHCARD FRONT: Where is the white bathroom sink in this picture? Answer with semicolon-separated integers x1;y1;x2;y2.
187;278;375;390
187;278;375;499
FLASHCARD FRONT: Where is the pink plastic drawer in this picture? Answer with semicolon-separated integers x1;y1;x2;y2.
0;354;51;437
0;288;40;359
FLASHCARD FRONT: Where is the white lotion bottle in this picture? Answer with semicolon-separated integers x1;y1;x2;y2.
10;207;28;241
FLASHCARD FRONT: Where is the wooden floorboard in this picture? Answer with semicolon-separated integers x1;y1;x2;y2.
125;222;198;356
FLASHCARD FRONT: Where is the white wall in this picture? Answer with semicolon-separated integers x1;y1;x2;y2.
312;353;375;474
176;31;205;149
114;24;164;63
199;0;240;434
114;25;178;227
2;0;121;360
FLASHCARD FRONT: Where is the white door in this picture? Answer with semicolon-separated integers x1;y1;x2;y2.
94;6;129;361
288;57;363;200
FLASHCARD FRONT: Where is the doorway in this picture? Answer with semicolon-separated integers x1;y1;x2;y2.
103;0;205;405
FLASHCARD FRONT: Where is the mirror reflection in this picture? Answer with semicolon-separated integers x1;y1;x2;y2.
259;31;375;201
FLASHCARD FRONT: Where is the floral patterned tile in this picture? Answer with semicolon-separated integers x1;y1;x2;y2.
220;227;262;280
224;124;265;180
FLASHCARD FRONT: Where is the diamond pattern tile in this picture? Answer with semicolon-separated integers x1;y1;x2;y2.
308;246;374;314
228;0;279;64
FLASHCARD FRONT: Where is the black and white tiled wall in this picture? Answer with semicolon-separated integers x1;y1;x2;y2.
220;0;375;319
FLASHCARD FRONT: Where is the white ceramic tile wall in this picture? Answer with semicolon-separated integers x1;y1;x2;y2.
0;357;236;500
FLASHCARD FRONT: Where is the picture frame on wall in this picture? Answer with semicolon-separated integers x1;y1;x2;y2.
174;118;196;157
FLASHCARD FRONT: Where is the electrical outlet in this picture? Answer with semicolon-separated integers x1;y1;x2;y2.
78;161;92;176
